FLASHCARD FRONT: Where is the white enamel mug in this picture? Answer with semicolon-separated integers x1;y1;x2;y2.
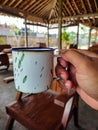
12;47;54;93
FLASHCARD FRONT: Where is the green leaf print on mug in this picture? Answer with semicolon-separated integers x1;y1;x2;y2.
17;85;20;90
15;57;17;63
23;75;27;83
18;60;21;68
21;53;25;61
18;53;25;68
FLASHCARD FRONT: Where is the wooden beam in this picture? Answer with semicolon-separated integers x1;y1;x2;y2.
31;2;49;14
13;0;23;8
72;0;80;14
86;0;93;13
67;0;76;15
35;1;52;17
0;7;23;18
88;17;91;24
80;0;87;13
31;0;52;18
63;2;71;15
62;3;67;16
63;13;98;19
27;15;48;23
54;6;58;18
50;13;98;22
0;4;25;16
51;8;57;19
26;0;42;12
17;0;29;9
49;0;57;19
8;0;16;6
94;0;98;11
23;0;36;10
49;23;78;29
24;22;48;27
2;0;9;5
0;4;47;23
92;17;96;24
81;17;85;23
28;0;48;12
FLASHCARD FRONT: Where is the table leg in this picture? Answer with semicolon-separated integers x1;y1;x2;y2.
6;91;23;130
6;116;14;130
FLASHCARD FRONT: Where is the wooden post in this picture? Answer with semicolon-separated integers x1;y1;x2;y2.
96;30;98;43
95;30;97;43
88;27;92;48
24;18;28;47
77;23;79;49
58;0;62;49
47;23;49;47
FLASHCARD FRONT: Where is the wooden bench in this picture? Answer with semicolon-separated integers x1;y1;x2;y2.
88;44;98;54
6;84;79;130
0;44;12;52
0;52;9;70
5;56;79;130
0;44;12;70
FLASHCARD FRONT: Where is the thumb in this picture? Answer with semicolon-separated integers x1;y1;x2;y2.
60;50;87;68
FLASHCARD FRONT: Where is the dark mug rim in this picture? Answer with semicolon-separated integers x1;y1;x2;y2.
12;47;55;52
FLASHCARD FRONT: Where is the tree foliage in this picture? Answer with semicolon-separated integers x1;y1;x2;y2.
62;28;70;43
62;27;76;47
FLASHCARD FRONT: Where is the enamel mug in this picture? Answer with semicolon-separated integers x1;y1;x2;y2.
12;47;54;93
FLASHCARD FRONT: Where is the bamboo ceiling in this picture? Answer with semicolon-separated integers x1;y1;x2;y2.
0;0;98;28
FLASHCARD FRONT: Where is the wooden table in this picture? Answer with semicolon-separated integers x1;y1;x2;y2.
6;90;79;130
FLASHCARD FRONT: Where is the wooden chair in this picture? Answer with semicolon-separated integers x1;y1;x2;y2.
88;44;98;54
0;52;9;70
0;44;11;53
5;79;79;130
0;44;12;71
37;42;47;48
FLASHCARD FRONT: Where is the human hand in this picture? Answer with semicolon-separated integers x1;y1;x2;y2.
55;49;98;110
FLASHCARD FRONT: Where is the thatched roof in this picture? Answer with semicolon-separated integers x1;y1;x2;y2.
0;0;98;28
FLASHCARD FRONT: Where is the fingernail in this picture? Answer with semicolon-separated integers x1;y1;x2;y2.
65;81;72;89
60;73;65;79
65;82;70;88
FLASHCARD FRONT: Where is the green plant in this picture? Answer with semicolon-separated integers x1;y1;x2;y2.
69;31;77;43
62;28;70;48
10;24;19;35
0;37;6;44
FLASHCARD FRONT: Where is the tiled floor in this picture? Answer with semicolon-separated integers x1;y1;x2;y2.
0;66;98;130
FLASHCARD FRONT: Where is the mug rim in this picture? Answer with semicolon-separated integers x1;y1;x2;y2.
12;47;54;52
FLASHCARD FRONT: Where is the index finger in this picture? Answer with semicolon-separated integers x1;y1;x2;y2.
76;49;98;58
60;49;88;69
57;57;68;68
